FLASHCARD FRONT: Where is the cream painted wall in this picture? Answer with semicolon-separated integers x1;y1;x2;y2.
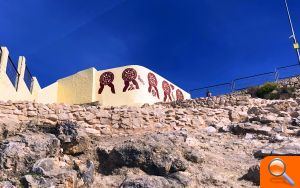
0;47;18;101
31;77;42;101
37;82;58;104
15;57;34;101
57;68;97;105
0;73;19;101
0;47;39;102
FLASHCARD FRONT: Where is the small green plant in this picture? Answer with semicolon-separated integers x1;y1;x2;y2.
255;82;278;98
247;82;295;100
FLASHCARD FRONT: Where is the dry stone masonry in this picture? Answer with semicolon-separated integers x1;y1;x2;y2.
1;94;300;137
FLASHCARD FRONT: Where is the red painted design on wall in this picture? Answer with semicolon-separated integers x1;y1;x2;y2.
147;72;159;99
122;68;139;92
176;89;184;101
162;80;172;102
98;72;115;94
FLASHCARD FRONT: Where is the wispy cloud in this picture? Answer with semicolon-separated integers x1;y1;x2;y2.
29;0;127;56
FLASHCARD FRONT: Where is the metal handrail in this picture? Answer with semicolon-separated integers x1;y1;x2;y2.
233;71;275;82
6;55;20;90
276;64;300;70
0;48;2;63
190;63;300;97
24;65;33;92
190;82;231;92
8;55;19;72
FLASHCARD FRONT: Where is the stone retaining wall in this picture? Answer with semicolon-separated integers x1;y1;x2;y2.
0;96;246;134
1;92;300;137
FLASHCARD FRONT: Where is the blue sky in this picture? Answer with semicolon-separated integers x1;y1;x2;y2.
0;0;300;97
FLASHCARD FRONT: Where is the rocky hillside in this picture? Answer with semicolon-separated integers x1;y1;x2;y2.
1;90;300;187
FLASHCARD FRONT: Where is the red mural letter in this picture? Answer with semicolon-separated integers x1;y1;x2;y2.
176;89;184;101
98;72;115;94
162;80;172;102
122;68;139;92
147;72;159;99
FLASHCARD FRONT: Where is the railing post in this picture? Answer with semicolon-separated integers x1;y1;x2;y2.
274;68;279;82
231;80;236;92
0;47;9;76
17;56;26;90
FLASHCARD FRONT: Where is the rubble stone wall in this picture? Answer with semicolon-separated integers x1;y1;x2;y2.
277;76;300;89
1;93;300;136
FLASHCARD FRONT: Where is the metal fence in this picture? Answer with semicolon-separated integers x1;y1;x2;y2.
24;66;33;92
276;64;300;80
190;83;232;98
191;64;300;98
232;72;276;91
6;56;20;90
0;48;34;92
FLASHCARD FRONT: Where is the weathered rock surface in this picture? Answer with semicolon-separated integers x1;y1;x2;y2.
254;141;300;158
0;132;60;178
97;137;188;176
2;83;300;187
241;165;260;186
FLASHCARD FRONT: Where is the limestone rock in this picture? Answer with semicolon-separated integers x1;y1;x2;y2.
183;150;204;164
205;126;217;133
55;122;89;155
241;165;260;185
0;132;60;176
0;181;15;188
254;141;300;158
97;139;187;176
120;175;179;188
230;124;273;136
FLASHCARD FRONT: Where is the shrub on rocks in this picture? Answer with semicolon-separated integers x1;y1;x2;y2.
248;82;295;100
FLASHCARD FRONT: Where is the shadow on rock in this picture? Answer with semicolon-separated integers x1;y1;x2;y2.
97;140;187;176
41;121;89;156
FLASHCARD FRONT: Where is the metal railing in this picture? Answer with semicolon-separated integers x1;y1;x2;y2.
276;64;300;80
191;64;300;98
0;47;35;92
24;66;33;92
6;56;20;90
190;83;232;98
232;72;276;91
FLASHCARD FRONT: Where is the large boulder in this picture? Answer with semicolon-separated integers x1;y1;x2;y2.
254;141;300;158
0;132;60;176
22;157;79;187
43;121;89;155
0;118;21;141
21;170;77;188
97;138;187;176
120;175;180;188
